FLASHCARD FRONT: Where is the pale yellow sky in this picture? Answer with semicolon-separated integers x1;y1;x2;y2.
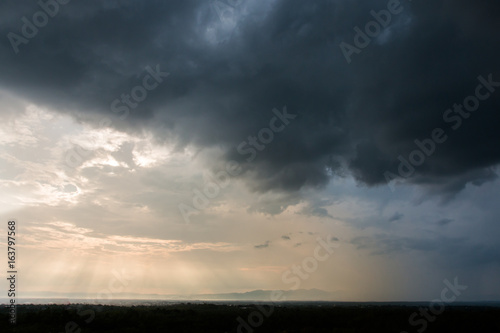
1;93;499;302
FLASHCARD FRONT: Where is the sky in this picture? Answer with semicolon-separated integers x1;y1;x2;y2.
0;0;499;302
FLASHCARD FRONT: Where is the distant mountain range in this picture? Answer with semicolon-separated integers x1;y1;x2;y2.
10;289;343;301
179;289;343;301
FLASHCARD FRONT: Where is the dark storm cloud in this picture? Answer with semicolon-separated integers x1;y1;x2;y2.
436;218;453;226
388;212;403;222
1;0;500;195
299;198;335;219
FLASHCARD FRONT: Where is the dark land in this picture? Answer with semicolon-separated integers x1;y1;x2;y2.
1;302;500;332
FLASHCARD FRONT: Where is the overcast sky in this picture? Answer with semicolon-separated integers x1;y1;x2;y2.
1;0;499;301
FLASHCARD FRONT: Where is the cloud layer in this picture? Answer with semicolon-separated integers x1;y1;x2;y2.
1;0;499;197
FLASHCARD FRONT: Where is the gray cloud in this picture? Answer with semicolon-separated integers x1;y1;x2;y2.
299;198;335;219
3;0;500;301
437;218;454;226
1;0;499;198
351;233;500;268
254;241;270;249
388;212;404;222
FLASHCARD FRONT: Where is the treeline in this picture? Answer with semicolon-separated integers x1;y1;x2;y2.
0;303;499;332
